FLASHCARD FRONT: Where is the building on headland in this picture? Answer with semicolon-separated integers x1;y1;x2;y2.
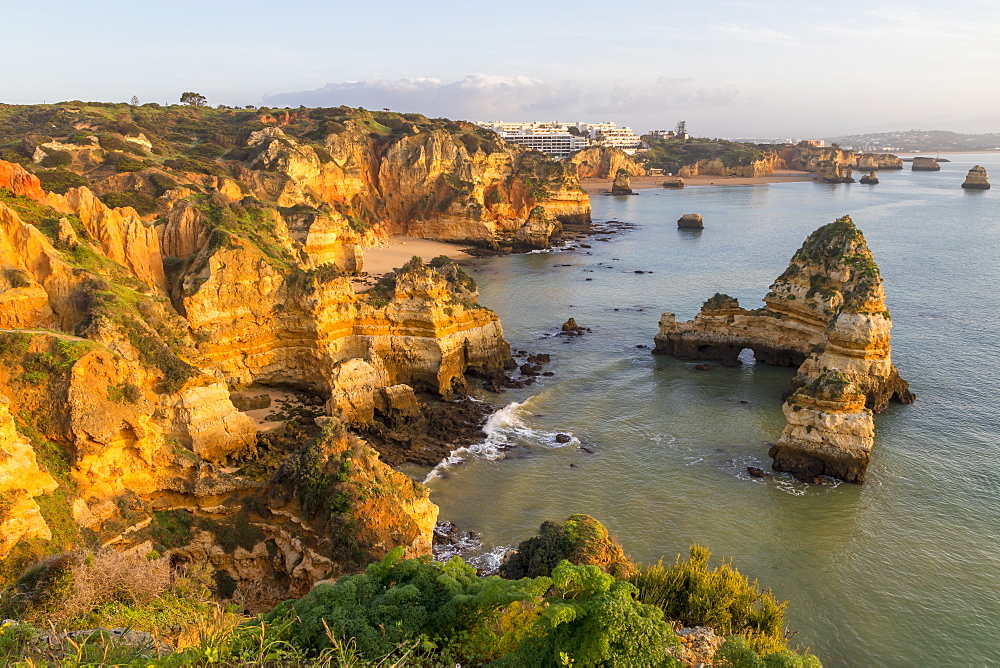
477;120;642;157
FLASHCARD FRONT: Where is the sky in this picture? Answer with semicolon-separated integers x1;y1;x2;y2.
3;0;999;137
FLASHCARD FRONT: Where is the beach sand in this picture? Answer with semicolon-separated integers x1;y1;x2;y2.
580;172;815;194
359;235;472;281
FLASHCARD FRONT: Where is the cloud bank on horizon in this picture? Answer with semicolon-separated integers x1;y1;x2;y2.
263;74;740;129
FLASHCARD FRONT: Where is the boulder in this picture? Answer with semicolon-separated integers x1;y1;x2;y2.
677;213;704;229
962;165;990;189
661;177;685;188
859;171;879;184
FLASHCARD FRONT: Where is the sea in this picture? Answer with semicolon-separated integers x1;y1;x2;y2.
419;154;1000;666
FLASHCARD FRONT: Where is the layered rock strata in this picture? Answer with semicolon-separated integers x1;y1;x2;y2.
654;216;914;481
769;370;875;483
962;165;990;189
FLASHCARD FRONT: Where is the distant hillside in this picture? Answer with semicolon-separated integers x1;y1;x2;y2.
825;130;1000;153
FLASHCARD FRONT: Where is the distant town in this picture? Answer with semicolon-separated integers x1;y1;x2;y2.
475;120;830;158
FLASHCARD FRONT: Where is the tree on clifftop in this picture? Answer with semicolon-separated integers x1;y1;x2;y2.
180;91;207;107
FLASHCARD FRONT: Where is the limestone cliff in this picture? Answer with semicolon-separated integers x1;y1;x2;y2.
564;146;645;179
678;155;778;178
0;154;511;600
653;216;914;482
610;170;635;195
912;157;941;171
779;146;903;172
0;393;58;560
769;370;875;483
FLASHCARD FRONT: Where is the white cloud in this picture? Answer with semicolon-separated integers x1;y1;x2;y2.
263;74;741;123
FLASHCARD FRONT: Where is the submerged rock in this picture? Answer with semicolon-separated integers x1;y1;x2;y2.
962;165;990;190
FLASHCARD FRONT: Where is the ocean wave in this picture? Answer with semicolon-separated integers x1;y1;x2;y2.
424;399;579;483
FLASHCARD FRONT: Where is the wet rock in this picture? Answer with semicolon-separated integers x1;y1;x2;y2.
694;363;710;371
555;433;572;443
677;213;704;229
747;466;771;478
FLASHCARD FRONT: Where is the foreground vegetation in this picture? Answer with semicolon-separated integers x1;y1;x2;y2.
0;515;821;667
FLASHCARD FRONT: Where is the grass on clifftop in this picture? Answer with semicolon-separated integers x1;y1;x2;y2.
636;136;772;173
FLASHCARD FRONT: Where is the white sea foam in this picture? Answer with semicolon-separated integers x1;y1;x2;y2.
423;399;579;483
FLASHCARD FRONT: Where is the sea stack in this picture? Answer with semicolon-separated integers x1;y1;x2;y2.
677;213;704;229
769;370;875;483
662;177;685;188
654;215;914;483
912;157;940;171
962;165;990;189
610;169;635;195
859;171;879;184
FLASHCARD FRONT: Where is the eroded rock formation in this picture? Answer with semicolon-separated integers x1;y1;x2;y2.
565;146;645;179
0;154;512;604
654;215;914;482
962;165;990;189
610;169;635;195
860;171;879;185
677;213;704;229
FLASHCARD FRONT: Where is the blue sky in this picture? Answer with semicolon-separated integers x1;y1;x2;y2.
4;0;999;136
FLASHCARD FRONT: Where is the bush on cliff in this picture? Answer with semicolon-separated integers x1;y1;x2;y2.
714;635;822;668
502;513;635;579
264;546;552;663
628;545;789;656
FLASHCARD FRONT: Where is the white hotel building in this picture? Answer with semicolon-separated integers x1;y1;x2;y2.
477;121;643;158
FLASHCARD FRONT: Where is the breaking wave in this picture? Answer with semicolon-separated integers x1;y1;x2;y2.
424;398;579;483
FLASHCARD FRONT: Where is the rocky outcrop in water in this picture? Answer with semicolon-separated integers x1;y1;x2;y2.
859;171;879;184
677;213;704;229
817;162;855;184
662;177;685;188
855;154;904;170
610;169;635;195
912;157;941;171
654;215;914;482
962;165;990;189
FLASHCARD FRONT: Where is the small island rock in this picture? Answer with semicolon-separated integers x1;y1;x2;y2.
962;165;990;190
677;213;704;229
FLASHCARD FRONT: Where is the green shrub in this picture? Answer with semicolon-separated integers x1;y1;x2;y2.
98;191;156;215
714;636;822;668
35;168;88;194
39;150;72;168
269;546;550;661
629;545;789;656
496;560;680;667
107;382;140;403
502;514;634;579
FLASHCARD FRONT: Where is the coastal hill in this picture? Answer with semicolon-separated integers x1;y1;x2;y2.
0;102;590;255
825;129;1000;152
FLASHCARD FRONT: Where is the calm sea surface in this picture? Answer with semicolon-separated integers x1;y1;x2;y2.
421;154;1000;666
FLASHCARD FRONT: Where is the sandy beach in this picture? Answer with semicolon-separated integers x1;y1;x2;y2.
580;172;815;194
359;235;472;279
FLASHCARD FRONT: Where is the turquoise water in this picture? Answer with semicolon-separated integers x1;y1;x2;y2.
424;154;1000;666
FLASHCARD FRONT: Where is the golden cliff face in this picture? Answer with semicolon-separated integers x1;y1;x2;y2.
654;216;913;482
779;146;903;172
0;148;512;588
677;154;779;178
0;393;58;559
565;146;645;179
